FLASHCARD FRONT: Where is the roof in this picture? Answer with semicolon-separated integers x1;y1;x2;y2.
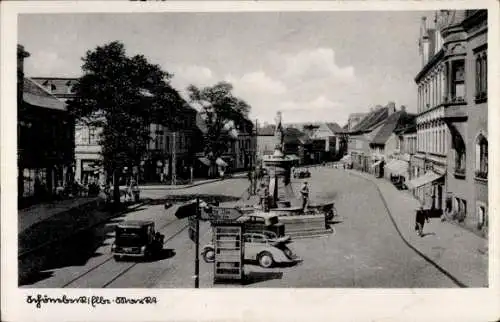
325;122;343;133
350;107;389;133
195;113;208;134
370;111;416;145
257;125;275;136
23;78;67;111
117;220;154;228
30;77;78;97
284;127;309;145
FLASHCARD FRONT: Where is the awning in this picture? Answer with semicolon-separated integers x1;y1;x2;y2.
216;157;227;167
370;160;382;168
197;157;211;166
406;171;443;189
385;159;408;176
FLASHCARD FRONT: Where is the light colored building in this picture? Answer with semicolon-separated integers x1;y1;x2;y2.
285;122;344;162
409;10;488;235
347;104;392;172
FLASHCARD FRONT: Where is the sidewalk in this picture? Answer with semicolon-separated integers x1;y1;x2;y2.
19;197;102;233
139;172;248;190
345;169;488;287
18;199;145;256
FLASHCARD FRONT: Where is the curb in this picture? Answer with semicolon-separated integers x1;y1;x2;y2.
344;169;468;287
18;201;147;258
139;178;223;191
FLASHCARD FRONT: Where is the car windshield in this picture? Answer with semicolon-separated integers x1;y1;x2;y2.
115;227;147;246
266;216;278;225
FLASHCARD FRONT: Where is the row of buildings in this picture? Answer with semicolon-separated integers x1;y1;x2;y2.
345;10;488;237
256;121;346;165
17;46;256;207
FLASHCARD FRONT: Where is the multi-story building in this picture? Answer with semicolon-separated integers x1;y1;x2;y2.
256;124;276;160
409;10;488;235
31;77;202;184
347;103;393;172
285;122;344;163
195;114;256;176
31;77;104;185
369;106;415;177
384;116;417;184
18;48;75;207
146;104;202;183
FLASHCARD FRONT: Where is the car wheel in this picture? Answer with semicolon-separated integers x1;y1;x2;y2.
202;248;215;263
257;251;274;268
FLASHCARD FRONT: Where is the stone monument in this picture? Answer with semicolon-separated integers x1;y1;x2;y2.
262;111;297;209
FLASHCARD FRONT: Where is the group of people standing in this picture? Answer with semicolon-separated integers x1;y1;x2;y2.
247;167;310;212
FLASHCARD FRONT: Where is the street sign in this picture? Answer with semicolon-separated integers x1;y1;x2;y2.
188;215;198;243
208;207;243;222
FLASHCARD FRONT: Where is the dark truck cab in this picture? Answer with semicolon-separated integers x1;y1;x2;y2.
111;220;164;260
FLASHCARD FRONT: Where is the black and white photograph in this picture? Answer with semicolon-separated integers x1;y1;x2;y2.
2;1;499;321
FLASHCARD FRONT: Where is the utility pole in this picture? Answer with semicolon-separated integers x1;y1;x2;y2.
172;132;177;185
194;198;200;288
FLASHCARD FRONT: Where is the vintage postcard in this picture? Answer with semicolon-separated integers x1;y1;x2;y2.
1;0;499;321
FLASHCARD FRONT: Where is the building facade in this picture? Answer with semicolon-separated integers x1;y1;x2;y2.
411;10;488;235
18;50;75;207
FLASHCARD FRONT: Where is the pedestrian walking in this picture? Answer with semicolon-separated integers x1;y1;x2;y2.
300;181;310;211
247;169;254;195
414;206;430;237
257;182;269;212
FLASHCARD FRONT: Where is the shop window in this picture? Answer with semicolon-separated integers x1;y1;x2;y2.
475;134;488;179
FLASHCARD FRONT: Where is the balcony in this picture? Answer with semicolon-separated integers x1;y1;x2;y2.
475;170;488;182
454;167;466;179
442;96;468;122
474;92;487;104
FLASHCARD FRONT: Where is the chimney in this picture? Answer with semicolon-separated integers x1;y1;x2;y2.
17;45;30;105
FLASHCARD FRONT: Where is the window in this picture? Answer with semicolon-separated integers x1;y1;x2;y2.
475;51;487;101
455;149;466;177
477;205;486;230
450;60;465;101
89;127;99;145
475;134;488;179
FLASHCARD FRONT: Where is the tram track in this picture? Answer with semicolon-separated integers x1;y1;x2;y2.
61;217;188;288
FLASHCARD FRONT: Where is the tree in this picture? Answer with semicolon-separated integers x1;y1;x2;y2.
68;41;184;204
187;82;251;177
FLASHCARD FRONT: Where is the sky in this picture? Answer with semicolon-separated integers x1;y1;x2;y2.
18;11;432;125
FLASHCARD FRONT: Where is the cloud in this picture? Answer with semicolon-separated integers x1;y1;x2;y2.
227;71;287;96
24;50;81;77
279;48;355;84
171;65;215;90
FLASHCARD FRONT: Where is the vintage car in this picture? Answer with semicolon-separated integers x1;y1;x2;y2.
293;168;311;178
237;212;285;237
111;220;164;260
201;232;298;268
